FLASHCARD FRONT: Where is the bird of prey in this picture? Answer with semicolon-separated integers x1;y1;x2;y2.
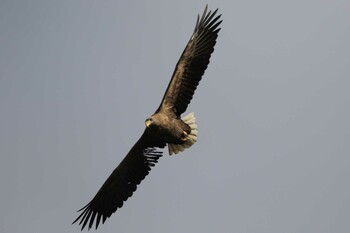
73;5;222;230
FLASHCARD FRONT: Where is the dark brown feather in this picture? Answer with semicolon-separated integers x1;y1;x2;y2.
157;5;222;116
72;130;165;230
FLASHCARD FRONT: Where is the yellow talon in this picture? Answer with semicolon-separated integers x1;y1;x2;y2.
181;131;188;141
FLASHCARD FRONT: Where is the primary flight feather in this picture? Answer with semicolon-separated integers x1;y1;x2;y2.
73;5;222;230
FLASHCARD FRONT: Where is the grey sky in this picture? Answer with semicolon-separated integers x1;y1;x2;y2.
1;0;349;232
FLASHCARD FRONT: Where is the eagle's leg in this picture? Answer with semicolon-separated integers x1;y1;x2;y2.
168;112;198;155
181;131;188;141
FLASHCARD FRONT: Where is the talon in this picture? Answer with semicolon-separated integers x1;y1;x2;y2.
181;131;188;141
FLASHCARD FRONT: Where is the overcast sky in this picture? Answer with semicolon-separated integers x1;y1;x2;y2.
1;1;350;232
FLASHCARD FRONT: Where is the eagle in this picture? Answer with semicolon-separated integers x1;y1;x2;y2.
73;5;222;230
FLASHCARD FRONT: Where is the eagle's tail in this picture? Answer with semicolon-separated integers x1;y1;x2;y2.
168;112;198;155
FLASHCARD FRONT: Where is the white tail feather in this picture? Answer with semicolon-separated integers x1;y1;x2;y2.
168;112;198;155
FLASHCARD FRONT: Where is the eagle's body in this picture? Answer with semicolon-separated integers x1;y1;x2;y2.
73;5;222;230
146;112;191;144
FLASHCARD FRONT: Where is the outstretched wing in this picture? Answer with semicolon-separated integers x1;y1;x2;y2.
157;5;222;116
73;130;165;230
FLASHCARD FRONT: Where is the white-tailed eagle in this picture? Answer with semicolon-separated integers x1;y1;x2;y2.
73;5;222;230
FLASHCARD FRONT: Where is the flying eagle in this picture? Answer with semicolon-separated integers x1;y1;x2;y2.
73;5;222;230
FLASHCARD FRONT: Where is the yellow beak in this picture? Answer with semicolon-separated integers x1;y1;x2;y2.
145;119;151;128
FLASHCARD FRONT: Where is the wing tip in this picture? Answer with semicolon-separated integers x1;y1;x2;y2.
72;203;103;231
195;5;222;32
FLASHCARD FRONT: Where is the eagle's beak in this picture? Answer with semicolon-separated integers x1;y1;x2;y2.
145;118;151;128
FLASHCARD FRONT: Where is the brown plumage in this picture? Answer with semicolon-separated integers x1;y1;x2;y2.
73;5;222;230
